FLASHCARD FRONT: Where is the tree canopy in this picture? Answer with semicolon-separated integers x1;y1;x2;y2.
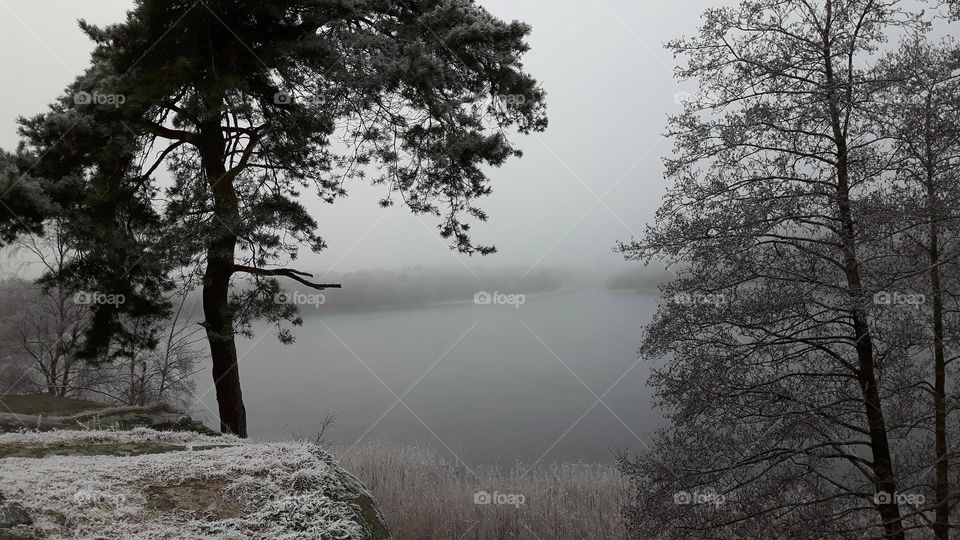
1;0;547;436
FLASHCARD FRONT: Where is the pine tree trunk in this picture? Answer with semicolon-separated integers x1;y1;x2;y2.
199;115;248;438
202;244;247;437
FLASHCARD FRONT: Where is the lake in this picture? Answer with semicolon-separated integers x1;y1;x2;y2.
194;290;666;466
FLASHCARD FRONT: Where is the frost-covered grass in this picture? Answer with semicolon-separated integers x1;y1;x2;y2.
335;441;627;540
0;429;376;539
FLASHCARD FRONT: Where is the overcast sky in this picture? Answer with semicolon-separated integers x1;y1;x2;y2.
0;0;729;277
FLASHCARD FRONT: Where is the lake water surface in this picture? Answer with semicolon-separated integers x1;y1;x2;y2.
195;290;666;466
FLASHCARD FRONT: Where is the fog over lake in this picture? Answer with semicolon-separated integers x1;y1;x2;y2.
194;286;665;466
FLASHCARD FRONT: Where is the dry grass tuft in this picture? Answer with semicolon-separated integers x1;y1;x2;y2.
334;441;627;539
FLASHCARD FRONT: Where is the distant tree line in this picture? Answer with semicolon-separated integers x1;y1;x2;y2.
279;267;563;314
605;266;675;293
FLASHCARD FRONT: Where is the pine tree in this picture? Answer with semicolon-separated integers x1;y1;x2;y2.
11;0;547;437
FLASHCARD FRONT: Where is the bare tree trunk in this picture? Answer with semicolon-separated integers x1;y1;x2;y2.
128;357;136;405
927;170;950;540
58;359;70;397
46;358;57;396
838;198;904;538
824;26;904;535
198;116;247;438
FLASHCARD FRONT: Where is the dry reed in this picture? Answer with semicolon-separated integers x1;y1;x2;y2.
333;441;628;539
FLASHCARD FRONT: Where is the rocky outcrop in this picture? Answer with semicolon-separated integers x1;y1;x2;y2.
0;402;217;436
0;397;391;539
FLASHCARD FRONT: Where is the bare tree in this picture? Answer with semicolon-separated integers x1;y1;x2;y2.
9;223;89;397
1;229;203;409
618;1;937;538
80;279;205;409
871;35;960;539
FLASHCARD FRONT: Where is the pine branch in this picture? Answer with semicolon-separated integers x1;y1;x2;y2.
232;264;341;290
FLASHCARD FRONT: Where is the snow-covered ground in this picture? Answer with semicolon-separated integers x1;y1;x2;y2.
0;428;387;539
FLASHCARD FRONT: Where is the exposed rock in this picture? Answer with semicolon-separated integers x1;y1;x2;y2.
144;480;244;519
0;429;391;539
334;468;392;540
0;398;390;538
